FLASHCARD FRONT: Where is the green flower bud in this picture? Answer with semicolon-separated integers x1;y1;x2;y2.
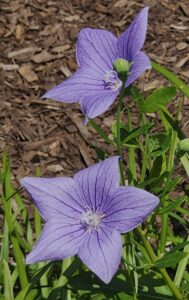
113;58;133;81
178;138;189;153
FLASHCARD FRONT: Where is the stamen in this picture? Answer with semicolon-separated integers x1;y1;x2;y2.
80;209;105;232
103;70;122;91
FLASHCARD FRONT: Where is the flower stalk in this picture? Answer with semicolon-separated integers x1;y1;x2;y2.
116;82;127;186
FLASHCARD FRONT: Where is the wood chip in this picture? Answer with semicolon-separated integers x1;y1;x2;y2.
112;20;126;27
76;136;94;166
15;24;25;40
32;50;53;63
176;55;189;68
32;51;65;64
46;164;64;173
60;65;72;77
22;151;37;162
180;3;189;17
51;44;70;53
0;63;19;71
22;135;64;151
64;15;80;22
19;64;38;82
8;47;41;58
181;70;189;79
68;112;91;142
113;0;127;8
176;42;188;51
144;80;161;92
48;140;61;157
170;24;188;31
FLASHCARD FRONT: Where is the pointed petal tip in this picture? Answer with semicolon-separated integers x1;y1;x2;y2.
26;252;44;265
143;6;149;11
140;6;149;16
98;274;113;285
154;195;160;208
41;91;49;99
20;177;29;187
41;89;57;100
20;176;37;188
25;253;34;265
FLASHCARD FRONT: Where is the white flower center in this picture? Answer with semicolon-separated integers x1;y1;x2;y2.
81;209;104;231
103;70;122;91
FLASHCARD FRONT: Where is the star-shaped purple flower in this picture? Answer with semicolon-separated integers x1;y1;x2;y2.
43;8;151;120
21;157;159;284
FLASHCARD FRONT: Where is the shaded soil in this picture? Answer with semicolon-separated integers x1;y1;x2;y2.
0;0;189;187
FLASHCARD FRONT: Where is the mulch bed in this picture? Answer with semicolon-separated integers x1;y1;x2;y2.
0;0;189;189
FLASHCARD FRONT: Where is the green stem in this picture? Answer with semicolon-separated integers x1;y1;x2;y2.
136;227;183;299
129;86;150;182
128;110;137;184
116;101;122;157
116;83;126;186
159;214;168;254
35;209;49;299
174;237;189;287
140;134;149;183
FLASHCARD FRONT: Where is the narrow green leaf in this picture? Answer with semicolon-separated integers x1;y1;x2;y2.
64;257;82;279
123;123;154;143
95;147;107;161
150;156;163;178
158;197;185;215
89;118;113;145
151;60;189;98
3;260;14;300
160;108;185;140
142;86;176;113
30;262;52;286
154;251;188;268
169;212;189;226
111;120;125;138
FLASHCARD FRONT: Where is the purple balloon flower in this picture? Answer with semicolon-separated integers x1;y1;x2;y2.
43;7;151;120
21;156;159;284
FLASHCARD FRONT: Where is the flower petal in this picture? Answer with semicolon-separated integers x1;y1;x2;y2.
26;220;86;264
103;186;159;233
117;7;149;61
42;68;105;102
74;157;120;212
21;177;86;221
81;90;119;119
78;229;122;284
77;28;117;74
126;51;151;87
